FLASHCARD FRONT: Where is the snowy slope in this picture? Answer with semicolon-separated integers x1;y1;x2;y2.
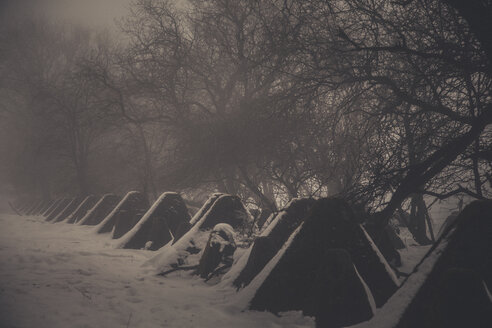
0;213;314;328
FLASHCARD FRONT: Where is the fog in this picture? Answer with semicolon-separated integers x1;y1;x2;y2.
1;0;132;29
1;1;492;328
0;0;490;225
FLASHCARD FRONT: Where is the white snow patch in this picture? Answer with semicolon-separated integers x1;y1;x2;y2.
210;223;236;252
144;240;153;250
212;223;235;239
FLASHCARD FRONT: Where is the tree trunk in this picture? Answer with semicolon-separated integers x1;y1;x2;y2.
135;123;157;200
472;138;483;197
408;194;432;245
261;180;277;208
239;167;278;212
76;165;89;197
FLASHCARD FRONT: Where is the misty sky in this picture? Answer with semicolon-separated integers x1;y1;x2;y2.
2;0;134;31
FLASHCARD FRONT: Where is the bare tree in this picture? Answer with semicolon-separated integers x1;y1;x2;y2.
282;0;492;232
0;20;118;197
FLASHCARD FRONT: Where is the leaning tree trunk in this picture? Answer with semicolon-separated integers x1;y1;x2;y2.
373;110;492;231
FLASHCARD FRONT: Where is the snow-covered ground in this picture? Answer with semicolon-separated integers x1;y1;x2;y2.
0;213;314;328
0;209;442;328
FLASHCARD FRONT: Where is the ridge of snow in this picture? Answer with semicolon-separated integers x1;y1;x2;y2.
354;264;377;315
436;212;459;239
347;228;453;328
95;191;139;234
62;195;91;223
52;198;77;223
77;194;111;225
260;211;285;237
483;281;492;303
221;199;306;288
116;192;178;248
233;222;304;310
360;225;400;286
189;193;223;226
258;212;276;234
219;244;254;287
41;200;59;217
259;198;301;236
